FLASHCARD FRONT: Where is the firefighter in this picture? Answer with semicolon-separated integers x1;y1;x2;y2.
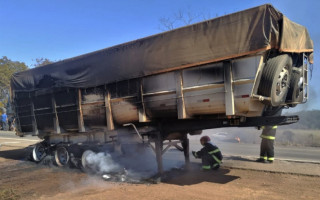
192;136;223;170
256;125;277;163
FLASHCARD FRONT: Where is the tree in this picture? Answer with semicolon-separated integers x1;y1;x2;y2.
159;9;217;31
32;58;54;67
0;56;28;105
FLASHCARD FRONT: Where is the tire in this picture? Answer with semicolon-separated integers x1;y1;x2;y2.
286;69;304;107
81;150;96;174
32;143;47;162
54;146;70;167
258;54;293;106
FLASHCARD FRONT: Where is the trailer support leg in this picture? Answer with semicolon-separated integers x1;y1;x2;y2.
181;135;190;169
155;133;163;175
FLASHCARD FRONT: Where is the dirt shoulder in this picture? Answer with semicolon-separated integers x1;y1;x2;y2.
0;144;319;200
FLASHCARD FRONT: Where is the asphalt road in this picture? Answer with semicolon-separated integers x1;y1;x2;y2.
1;131;319;163
0;131;40;148
189;139;320;163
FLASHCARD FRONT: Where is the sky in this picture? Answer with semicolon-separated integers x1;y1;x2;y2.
0;0;319;110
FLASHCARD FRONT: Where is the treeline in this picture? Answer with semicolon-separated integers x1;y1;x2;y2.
284;110;320;130
0;57;28;107
0;56;54;109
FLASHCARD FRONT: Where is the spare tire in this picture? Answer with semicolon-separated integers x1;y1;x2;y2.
286;69;304;107
258;54;293;106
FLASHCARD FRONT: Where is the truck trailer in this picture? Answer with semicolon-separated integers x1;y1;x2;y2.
10;4;313;174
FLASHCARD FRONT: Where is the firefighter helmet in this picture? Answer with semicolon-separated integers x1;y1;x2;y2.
200;136;211;143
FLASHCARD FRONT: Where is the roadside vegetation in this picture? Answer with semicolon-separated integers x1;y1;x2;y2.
0;188;20;200
209;126;320;148
208;128;320;147
209;128;320;147
0;56;54;115
207;110;320;147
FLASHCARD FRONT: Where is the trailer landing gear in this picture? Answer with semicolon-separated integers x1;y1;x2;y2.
149;132;190;176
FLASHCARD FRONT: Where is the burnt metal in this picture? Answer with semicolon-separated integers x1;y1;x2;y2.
159;115;299;134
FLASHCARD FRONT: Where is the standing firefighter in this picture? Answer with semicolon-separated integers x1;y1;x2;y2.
192;136;223;170
256;125;277;163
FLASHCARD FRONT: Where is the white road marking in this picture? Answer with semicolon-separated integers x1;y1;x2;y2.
0;137;40;142
0;142;20;148
0;142;20;144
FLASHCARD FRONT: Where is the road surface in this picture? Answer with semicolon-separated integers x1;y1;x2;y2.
191;140;320;163
188;135;320;163
1;131;319;163
0;131;40;148
0;131;320;199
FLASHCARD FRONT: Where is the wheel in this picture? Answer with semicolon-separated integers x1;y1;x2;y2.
54;146;70;167
81;150;95;173
32;143;46;162
286;69;304;107
258;54;293;106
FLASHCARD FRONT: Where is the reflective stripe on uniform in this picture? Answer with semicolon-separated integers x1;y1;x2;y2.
212;155;221;164
260;135;275;140
213;163;219;167
261;126;278;129
260;156;267;160
202;165;211;170
209;149;220;154
268;157;274;161
208;149;222;164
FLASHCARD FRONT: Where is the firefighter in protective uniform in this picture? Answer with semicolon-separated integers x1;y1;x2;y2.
192;136;223;170
256;125;277;163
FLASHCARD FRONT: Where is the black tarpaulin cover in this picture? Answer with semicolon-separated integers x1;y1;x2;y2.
11;4;313;92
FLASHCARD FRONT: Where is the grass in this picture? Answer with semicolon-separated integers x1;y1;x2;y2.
277;129;320;147
0;188;20;200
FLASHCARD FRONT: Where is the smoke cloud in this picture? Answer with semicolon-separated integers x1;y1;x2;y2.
84;152;122;174
82;143;184;181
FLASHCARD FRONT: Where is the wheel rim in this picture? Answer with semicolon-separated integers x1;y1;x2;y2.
55;146;69;167
32;143;46;162
81;150;94;171
295;77;304;99
275;66;290;97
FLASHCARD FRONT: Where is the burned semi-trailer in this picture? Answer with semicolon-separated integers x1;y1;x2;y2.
10;4;313;174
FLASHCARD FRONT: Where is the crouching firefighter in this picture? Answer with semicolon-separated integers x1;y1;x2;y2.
256;125;277;163
192;136;223;170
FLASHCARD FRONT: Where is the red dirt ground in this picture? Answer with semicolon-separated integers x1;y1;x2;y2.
0;144;319;200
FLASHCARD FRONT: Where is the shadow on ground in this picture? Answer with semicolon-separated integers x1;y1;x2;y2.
224;156;255;162
0;146;32;161
162;162;239;185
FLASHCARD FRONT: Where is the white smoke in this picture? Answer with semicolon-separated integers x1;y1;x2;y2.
84;152;122;174
82;143;184;181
